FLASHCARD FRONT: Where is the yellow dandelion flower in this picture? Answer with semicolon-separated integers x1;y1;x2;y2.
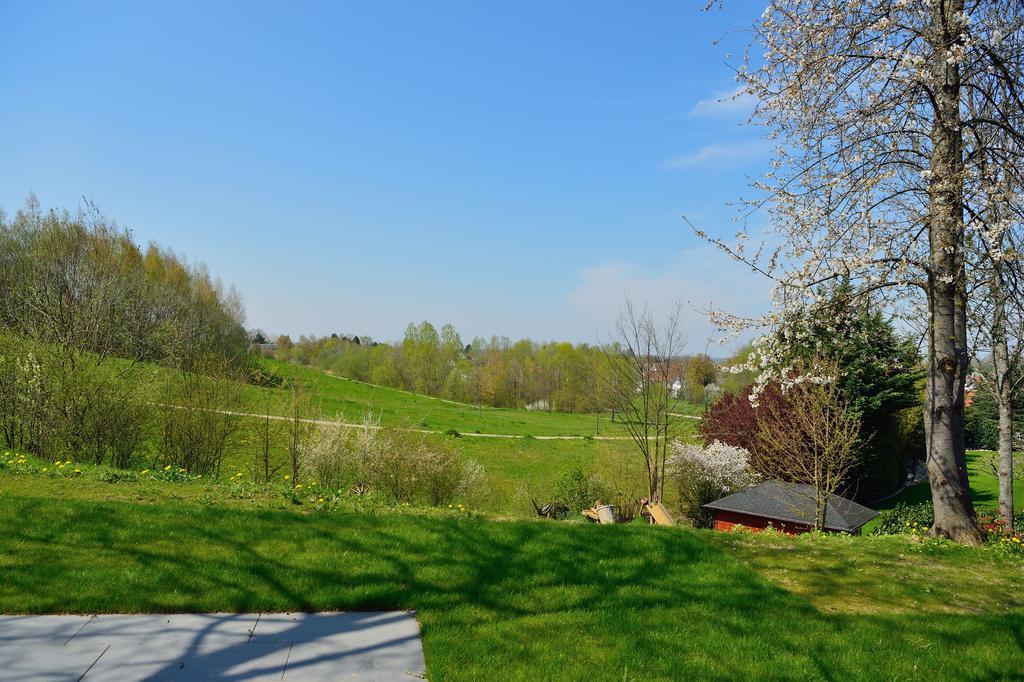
141;469;149;475
42;468;48;473
284;475;291;480
318;498;325;503
164;465;172;471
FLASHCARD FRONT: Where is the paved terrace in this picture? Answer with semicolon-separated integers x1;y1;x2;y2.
0;611;426;681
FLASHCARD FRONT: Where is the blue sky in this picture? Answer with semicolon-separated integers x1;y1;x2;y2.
1;1;772;351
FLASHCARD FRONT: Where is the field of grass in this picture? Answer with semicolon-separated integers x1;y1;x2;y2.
256;359;703;437
862;450;1024;533
149;358;699;515
1;473;1021;680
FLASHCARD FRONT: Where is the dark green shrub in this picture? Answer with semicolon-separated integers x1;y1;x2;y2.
99;469;140;483
965;411;999;450
247;364;283;388
444;428;461;438
552;466;605;513
159;363;244;476
871;501;934;535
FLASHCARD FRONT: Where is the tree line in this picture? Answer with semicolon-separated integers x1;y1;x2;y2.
0;197;253;470
267;322;722;414
0;196;249;371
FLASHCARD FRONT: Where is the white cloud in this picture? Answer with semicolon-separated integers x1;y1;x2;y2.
661;139;771;171
690;86;758;118
563;247;771;355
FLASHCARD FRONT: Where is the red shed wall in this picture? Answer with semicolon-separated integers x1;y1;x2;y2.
712;509;813;535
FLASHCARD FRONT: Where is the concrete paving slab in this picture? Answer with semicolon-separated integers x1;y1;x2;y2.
0;639;109;682
76;612;261;644
0;612;426;681
0;615;107;682
252;612;426;680
0;614;94;645
82;640;288;681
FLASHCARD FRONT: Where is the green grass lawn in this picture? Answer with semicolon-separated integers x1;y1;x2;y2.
0;475;1021;680
77;357;685;516
256;359;700;437
862;450;1024;533
135;358;700;516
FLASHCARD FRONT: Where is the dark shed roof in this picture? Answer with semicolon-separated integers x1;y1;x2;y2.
703;480;878;532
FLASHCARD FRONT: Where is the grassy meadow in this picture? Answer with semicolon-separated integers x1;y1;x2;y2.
2;360;1022;679
117;358;701;516
252;359;666;436
0;478;1021;680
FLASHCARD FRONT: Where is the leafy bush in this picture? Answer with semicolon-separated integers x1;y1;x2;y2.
247;364;283;388
364;429;421;502
416;439;474;506
873;502;1024;551
299;417;486;507
871;501;934;535
552;466;606;513
60;361;153;468
0;334;153;467
300;418;353;489
965;411;999;450
699;384;789;462
158;363;244;475
977;509;1024;537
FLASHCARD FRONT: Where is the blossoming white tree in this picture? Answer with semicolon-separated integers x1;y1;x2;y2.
699;0;1024;544
668;440;759;525
964;95;1024;532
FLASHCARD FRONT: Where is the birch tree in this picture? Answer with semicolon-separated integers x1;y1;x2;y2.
966;117;1024;531
603;301;687;503
700;0;1024;543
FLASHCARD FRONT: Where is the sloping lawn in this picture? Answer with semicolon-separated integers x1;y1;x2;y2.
1;484;1021;680
255;359;686;437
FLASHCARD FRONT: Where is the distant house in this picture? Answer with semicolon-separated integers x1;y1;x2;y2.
703;481;878;535
640;360;687;396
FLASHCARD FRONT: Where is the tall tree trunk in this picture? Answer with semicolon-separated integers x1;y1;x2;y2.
926;0;984;545
992;278;1015;531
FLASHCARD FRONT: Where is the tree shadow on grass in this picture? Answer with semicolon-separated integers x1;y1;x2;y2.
2;496;1023;680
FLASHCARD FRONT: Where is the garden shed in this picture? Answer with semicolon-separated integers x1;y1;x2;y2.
703;481;878;535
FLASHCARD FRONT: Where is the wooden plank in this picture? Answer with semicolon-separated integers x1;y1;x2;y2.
646;502;675;526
